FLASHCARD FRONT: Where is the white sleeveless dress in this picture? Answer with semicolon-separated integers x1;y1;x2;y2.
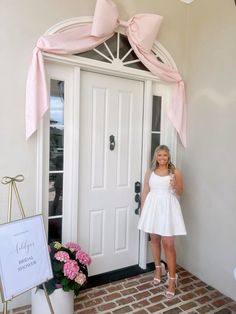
137;172;187;236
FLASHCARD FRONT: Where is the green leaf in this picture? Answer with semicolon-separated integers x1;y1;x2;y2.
74;288;80;296
63;285;70;292
40;279;57;295
61;277;70;286
53;261;63;272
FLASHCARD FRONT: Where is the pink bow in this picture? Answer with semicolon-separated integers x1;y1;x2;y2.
91;0;163;53
25;0;186;146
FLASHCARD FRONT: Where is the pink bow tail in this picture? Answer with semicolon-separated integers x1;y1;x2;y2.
167;81;187;147
25;47;48;139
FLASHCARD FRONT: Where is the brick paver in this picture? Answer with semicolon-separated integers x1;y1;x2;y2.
6;266;236;314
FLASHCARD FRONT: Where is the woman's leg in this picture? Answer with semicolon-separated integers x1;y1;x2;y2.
150;234;162;280
162;236;176;293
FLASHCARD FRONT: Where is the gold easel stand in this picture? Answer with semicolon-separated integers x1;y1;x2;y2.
1;175;54;314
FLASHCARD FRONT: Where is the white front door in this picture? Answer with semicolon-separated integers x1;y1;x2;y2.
78;71;144;275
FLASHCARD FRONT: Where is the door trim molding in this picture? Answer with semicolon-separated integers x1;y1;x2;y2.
37;16;178;273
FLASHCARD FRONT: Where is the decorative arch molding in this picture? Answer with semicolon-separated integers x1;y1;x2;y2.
44;16;178;71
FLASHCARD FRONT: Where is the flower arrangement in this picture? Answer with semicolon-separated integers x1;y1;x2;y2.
43;241;91;295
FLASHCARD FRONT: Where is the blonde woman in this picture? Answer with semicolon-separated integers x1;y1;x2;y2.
138;145;186;299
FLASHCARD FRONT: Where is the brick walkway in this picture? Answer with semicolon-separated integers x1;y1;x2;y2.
4;266;236;314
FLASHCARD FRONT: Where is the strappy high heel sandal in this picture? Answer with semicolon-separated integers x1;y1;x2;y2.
153;262;166;285
165;272;178;299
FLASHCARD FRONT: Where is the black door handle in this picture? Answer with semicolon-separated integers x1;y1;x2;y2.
135;181;141;193
134;195;141;215
134;181;141;215
109;135;115;151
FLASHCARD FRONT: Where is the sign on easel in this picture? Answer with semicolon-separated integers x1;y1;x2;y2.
0;215;53;302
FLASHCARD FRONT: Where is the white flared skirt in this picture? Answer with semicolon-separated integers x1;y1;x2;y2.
137;191;187;236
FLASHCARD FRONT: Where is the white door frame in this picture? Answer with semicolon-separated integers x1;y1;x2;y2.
36;17;178;270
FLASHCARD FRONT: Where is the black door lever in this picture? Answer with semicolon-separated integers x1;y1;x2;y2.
109;135;115;151
134;181;141;215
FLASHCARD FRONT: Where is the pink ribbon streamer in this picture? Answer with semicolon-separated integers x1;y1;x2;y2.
25;0;186;146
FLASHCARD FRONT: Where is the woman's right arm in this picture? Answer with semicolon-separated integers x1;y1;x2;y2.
140;169;151;210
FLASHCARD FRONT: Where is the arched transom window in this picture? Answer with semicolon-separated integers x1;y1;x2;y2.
75;32;164;71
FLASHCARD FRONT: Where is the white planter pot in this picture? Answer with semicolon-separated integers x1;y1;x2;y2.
31;287;74;314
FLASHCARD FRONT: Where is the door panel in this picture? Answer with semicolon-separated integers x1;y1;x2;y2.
78;71;144;275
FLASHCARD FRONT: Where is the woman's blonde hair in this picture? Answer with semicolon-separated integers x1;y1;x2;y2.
151;145;175;173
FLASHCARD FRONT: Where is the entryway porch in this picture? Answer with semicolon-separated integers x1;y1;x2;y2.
8;265;236;314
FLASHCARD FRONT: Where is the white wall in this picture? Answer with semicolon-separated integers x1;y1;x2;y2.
0;0;187;309
177;0;236;301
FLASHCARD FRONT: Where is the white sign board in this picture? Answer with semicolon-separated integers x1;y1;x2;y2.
0;215;53;301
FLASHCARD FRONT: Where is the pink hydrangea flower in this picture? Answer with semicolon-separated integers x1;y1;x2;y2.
75;272;86;285
65;242;81;252
76;250;91;266
54;251;70;262
63;260;80;280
